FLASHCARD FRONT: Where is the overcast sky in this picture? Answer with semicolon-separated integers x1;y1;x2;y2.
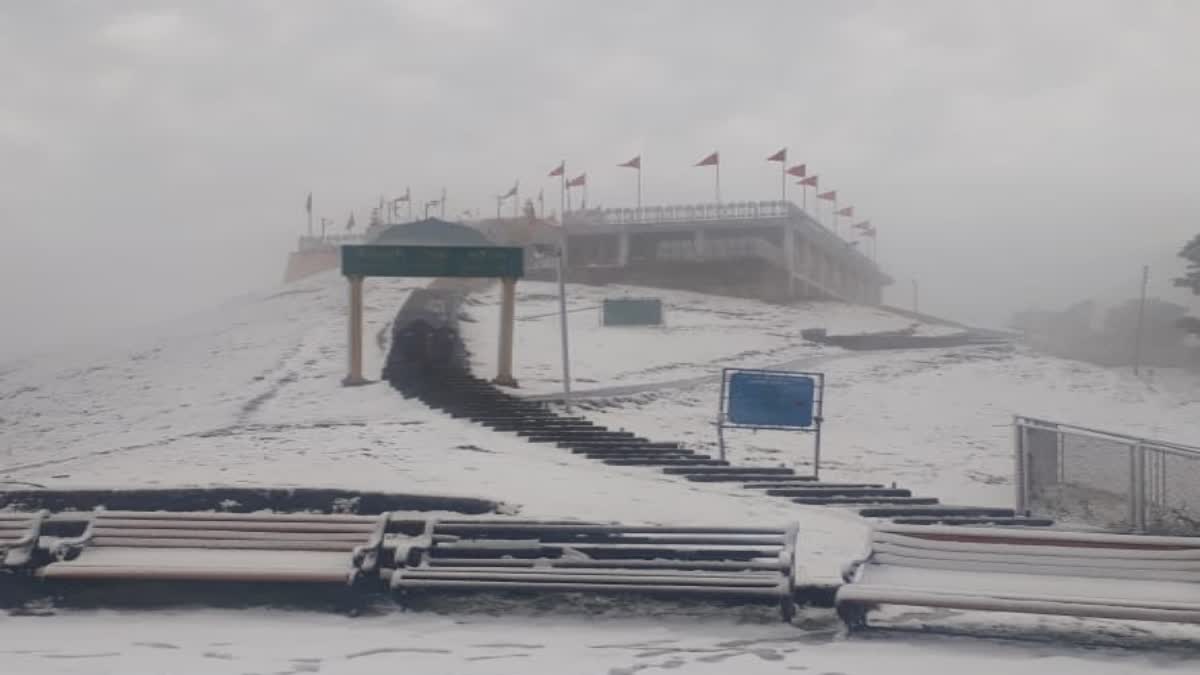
2;0;1198;358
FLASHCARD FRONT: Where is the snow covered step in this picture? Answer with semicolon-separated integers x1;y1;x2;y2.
662;466;794;476
889;516;1055;527
791;496;940;506
518;428;630;439
468;410;582;417
603;458;729;467
766;487;913;499
857;505;1013;519
743;481;880;490
568;441;681;451
576;446;700;456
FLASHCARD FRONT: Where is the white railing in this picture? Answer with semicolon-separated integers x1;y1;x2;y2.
573;200;798;226
1015;416;1200;535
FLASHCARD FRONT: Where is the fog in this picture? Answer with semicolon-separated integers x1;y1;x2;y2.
2;0;1198;359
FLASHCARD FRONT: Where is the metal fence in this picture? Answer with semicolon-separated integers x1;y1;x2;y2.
1015;416;1200;535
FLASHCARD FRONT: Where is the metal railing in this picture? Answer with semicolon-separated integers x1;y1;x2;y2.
1014;416;1200;535
570;200;798;226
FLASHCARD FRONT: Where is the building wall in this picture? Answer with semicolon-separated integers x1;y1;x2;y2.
283;247;340;283
563;220;886;305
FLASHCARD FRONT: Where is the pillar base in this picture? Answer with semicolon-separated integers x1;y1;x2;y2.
492;375;519;388
341;375;372;387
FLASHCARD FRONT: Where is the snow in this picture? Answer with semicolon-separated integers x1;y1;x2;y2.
3;269;1200;670
1;608;1195;675
461;281;959;396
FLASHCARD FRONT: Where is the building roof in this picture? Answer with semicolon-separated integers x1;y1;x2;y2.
368;219;495;247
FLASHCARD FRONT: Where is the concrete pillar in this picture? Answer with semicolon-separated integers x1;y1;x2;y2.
494;277;518;387
783;225;796;297
694;229;708;259
617;230;631;266
342;276;368;386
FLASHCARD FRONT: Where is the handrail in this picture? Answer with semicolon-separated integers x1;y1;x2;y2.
1015;416;1200;457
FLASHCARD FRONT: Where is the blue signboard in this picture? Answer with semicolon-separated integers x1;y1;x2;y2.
727;372;815;428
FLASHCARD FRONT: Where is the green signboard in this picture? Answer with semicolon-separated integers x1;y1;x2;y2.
602;298;664;326
341;245;524;278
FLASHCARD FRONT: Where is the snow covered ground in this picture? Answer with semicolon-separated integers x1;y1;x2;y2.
3;270;1200;672
2;607;1197;675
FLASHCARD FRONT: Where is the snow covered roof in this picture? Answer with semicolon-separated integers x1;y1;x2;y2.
369;218;494;247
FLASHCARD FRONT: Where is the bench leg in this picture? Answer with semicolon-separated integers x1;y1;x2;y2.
837;602;869;632
780;595;797;623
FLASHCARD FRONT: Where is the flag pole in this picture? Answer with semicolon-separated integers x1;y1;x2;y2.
306;195;313;237
440;188;446;219
555;160;573;411
496;196;501;219
637;162;643;215
715;160;721;205
780;160;786;203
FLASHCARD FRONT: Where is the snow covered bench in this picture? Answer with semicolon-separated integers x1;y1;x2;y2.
387;519;799;619
1;510;47;568
37;510;389;584
836;524;1200;629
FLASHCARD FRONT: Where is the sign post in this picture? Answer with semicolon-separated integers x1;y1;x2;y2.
340;244;524;387
717;368;825;478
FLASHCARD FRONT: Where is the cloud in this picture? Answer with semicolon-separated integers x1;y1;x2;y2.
0;0;1197;356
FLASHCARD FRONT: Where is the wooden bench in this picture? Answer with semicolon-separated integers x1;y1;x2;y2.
386;519;799;620
38;510;389;584
835;524;1200;629
1;510;47;568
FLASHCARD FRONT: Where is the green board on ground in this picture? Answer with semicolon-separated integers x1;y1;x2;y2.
341;245;524;278
602;298;664;326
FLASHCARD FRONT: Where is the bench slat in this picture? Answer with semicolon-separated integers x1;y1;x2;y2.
92;519;376;534
874;542;1200;572
393;578;785;597
836;585;1200;624
92;528;370;542
39;564;350;584
91;537;361;552
875;532;1200;561
872;552;1200;583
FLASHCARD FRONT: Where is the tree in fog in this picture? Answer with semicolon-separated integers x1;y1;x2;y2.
1174;233;1200;295
1175;234;1200;337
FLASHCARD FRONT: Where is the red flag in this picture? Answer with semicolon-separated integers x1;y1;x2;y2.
817;190;837;201
786;164;806;178
548;162;565;177
567;173;587;188
797;175;818;187
619;155;641;169
862;225;877;237
767;148;787;162
501;183;518;199
695;151;719;167
836;206;854;217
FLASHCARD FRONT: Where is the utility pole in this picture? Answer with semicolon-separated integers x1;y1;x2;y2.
1133;265;1149;376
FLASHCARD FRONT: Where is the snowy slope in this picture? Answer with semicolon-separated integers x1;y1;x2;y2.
3;270;1200;671
460;281;958;396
